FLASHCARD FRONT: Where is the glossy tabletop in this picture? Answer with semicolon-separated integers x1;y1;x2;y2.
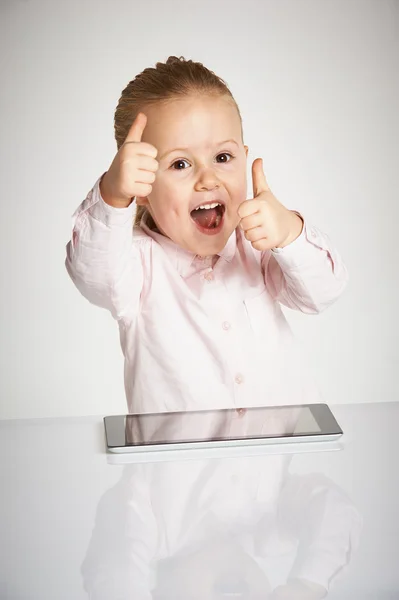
1;402;398;599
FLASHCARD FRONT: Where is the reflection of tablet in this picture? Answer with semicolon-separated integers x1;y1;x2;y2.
104;403;343;454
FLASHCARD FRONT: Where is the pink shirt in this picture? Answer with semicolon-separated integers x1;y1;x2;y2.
66;175;348;414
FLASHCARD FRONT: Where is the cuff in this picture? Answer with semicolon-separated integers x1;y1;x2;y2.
72;172;136;227
272;213;306;254
270;216;334;270
289;553;341;591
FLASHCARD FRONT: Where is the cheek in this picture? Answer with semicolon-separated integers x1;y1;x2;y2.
229;165;247;196
149;187;186;225
151;175;176;204
231;177;248;203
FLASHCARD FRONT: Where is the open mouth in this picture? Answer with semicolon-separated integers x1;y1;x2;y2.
190;202;226;235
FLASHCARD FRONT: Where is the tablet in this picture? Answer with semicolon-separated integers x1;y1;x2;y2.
106;440;344;464
104;403;343;454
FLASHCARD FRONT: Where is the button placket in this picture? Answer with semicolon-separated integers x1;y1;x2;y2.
235;374;244;385
203;268;214;282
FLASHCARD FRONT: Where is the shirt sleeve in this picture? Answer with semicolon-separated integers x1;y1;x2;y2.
65;173;144;320
262;216;349;314
81;465;156;600
277;473;363;591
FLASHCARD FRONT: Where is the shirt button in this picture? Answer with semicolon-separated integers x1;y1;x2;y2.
222;321;231;331
311;229;317;238
204;271;214;281
235;374;244;385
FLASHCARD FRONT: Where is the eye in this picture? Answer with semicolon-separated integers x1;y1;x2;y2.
171;159;190;170
216;153;233;163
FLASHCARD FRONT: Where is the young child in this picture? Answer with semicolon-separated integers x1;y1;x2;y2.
66;56;348;414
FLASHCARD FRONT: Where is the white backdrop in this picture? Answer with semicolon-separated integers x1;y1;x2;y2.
0;0;398;419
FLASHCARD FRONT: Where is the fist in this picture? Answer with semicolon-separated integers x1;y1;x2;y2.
238;158;303;251
100;112;159;208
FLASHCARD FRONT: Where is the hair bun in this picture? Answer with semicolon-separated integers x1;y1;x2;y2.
165;55;186;65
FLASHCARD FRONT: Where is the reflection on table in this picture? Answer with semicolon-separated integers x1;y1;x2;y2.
82;419;362;599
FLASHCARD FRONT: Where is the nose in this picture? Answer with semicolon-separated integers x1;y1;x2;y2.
194;166;220;192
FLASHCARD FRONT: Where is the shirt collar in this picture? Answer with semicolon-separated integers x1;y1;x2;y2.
139;212;237;277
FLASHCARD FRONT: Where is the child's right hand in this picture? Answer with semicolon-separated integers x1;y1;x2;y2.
100;112;159;208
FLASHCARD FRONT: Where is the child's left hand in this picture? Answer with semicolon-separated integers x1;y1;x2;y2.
238;158;303;251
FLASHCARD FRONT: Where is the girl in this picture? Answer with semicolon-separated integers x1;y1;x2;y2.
66;56;348;414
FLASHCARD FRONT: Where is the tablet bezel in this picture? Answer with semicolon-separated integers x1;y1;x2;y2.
104;403;343;453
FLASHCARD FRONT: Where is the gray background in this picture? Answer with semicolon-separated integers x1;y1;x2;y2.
0;0;398;419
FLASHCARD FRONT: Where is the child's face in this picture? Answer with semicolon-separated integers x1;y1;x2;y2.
136;94;248;256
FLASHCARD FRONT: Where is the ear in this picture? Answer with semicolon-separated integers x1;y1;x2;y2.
135;196;150;206
244;145;249;157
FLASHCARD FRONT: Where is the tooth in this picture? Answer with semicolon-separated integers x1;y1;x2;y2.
194;202;222;210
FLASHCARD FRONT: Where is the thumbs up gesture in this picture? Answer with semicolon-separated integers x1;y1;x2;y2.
100;113;159;209
238;159;303;251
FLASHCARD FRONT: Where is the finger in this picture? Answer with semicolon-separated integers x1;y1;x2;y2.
136;155;159;172
252;158;270;197
125;112;147;144
124;140;158;159
133;183;152;197
237;199;262;219
135;169;156;185
239;212;263;232
252;239;272;251
244;226;266;243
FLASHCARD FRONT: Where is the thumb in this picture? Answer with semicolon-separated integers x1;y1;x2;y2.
125;112;147;144
252;158;270;197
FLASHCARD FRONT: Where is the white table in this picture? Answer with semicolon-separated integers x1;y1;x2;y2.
1;402;398;599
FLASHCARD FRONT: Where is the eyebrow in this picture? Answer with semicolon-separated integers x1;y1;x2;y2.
159;139;239;161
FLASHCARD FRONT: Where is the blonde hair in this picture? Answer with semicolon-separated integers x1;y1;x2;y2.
113;56;242;226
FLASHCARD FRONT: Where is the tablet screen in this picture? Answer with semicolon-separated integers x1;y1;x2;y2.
123;405;323;447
